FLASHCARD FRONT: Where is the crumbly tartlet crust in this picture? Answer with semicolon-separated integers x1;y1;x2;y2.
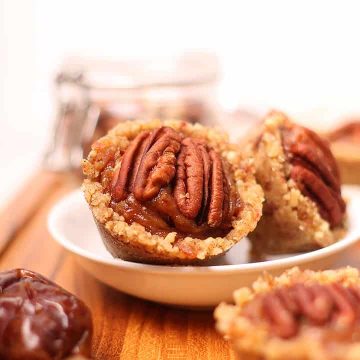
215;267;360;360
82;119;264;264
249;112;346;255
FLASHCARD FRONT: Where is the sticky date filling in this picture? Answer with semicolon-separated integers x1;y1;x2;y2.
100;127;238;239
243;282;360;341
281;124;346;228
111;188;233;239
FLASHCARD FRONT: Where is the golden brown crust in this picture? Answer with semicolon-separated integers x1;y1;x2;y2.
83;119;264;264
215;267;360;360
248;111;346;255
93;217;225;265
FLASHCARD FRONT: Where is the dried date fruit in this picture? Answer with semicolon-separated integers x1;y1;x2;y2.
0;269;92;360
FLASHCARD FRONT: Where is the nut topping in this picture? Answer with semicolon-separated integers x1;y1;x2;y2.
110;126;237;236
282;124;346;227
196;140;211;223
174;137;204;219
207;149;225;227
112;127;183;202
243;283;360;339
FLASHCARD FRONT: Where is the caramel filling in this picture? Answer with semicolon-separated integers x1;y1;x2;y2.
243;282;360;340
281;124;346;228
100;127;238;238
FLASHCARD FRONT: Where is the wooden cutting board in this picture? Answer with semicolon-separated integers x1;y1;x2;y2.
0;170;235;360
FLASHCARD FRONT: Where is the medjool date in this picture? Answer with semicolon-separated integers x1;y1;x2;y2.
0;269;92;360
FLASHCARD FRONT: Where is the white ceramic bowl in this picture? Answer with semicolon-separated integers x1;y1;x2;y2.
48;186;360;308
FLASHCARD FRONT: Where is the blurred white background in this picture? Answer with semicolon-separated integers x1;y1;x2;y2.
1;0;360;207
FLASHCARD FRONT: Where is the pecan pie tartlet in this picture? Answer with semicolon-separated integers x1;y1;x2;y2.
82;119;263;265
249;111;346;255
326;120;360;185
215;267;360;360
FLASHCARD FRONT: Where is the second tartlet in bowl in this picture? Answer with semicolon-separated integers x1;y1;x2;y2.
82;119;263;265
249;111;347;256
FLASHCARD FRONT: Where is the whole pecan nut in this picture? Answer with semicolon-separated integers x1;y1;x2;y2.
282;125;346;227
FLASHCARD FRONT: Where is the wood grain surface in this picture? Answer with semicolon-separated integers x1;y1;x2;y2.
0;171;235;360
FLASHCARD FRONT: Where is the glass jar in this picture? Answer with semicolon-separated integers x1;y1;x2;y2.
44;53;220;171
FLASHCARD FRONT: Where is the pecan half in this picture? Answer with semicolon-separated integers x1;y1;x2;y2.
196;140;211;223
207;149;225;227
282;124;346;227
133;127;183;201
174;137;204;219
243;283;360;339
111;130;152;201
174;138;231;227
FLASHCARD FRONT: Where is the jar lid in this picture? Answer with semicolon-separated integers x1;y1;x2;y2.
59;52;219;90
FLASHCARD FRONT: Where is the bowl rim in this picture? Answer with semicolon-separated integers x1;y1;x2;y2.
48;186;360;275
